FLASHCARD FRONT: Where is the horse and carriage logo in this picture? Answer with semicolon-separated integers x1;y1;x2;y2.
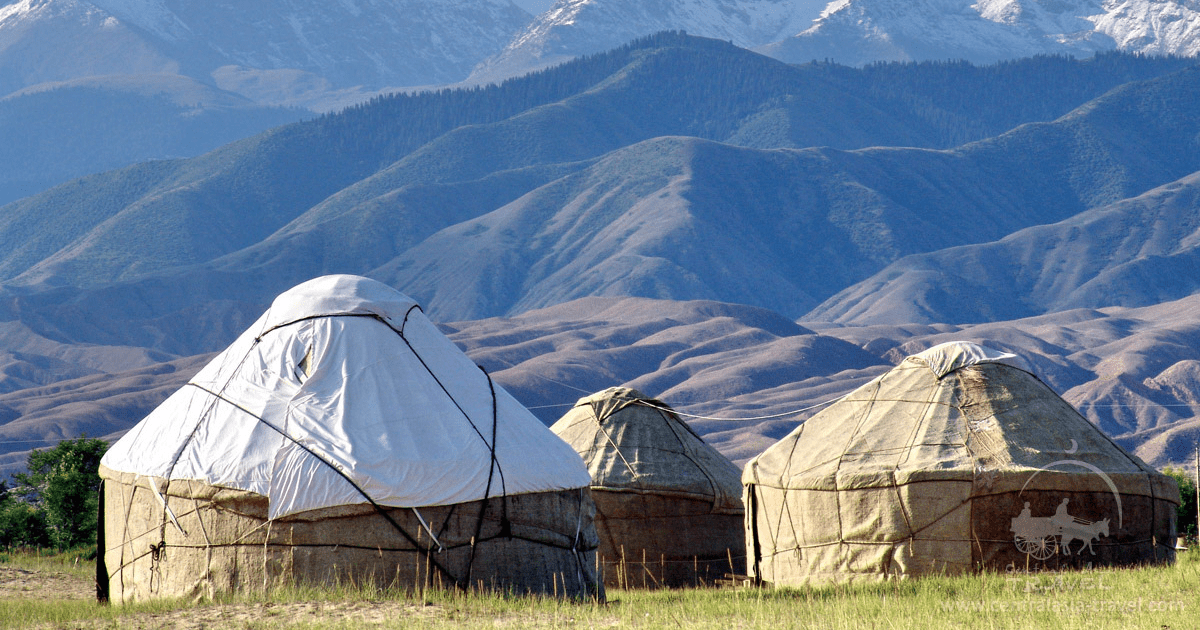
1009;457;1122;561
1011;498;1110;560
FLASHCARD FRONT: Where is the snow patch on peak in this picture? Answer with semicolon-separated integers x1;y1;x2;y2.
0;0;67;23
1089;0;1200;56
544;0;587;26
973;0;1107;34
761;0;1198;66
821;0;853;19
89;0;188;40
975;0;1023;24
472;0;833;85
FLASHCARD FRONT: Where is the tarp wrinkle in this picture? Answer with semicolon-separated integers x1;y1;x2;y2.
102;274;591;517
99;275;602;602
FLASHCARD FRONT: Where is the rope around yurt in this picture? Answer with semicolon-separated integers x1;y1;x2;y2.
103;304;536;595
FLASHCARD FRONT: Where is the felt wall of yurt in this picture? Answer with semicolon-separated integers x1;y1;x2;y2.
552;387;744;588
743;342;1179;587
98;471;596;600
97;275;602;602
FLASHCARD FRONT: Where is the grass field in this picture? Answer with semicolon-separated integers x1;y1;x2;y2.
1;548;1195;629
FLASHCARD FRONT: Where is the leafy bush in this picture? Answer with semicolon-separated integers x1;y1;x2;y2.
1163;467;1198;540
0;480;51;548
10;437;109;550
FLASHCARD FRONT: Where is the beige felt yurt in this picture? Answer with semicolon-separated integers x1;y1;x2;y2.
551;387;744;588
743;341;1179;587
97;275;602;602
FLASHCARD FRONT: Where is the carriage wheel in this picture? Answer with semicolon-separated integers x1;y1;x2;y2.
1022;536;1058;560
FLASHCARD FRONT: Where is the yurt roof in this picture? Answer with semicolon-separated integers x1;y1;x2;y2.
101;275;591;519
907;340;1029;378
743;341;1173;499
552;387;743;514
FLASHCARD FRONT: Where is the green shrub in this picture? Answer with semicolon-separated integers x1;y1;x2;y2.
10;437;109;550
1162;466;1197;539
0;488;51;548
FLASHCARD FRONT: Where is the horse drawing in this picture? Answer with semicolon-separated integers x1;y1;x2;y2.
1012;500;1110;559
1059;518;1109;556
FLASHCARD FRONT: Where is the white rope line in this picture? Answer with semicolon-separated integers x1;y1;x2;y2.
520;376;847;422
6;371;1200;450
475;348;1200;423
1079;404;1200;407
634;395;847;422
474;354;602;396
478;350;852;421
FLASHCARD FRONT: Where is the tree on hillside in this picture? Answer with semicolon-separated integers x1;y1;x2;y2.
10;437;109;550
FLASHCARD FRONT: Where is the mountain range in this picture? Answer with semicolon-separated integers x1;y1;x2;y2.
0;0;535;204
0;74;307;205
6;0;1200;207
810;170;1200;325
1;33;1200;477
0;0;533;104
475;0;1200;83
760;0;1200;67
4;292;1197;475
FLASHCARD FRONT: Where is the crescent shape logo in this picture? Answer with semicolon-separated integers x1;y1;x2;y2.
1019;458;1123;530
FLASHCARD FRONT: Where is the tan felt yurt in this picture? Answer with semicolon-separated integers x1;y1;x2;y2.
551;387;744;588
743;341;1179;587
97;275;602;602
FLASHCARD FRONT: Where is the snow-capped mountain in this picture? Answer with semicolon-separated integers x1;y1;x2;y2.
468;0;830;84
472;0;1200;84
7;0;1199;104
0;0;534;108
760;0;1200;66
0;0;181;96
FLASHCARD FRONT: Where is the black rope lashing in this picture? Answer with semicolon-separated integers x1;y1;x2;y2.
398;303;420;335
111;529;597;563
373;306;516;585
371;307;507;485
253;312;380;343
465;366;509;587
570;487;589;593
382;311;498;454
482;367;510;536
137;306;523;593
188;384;461;588
153;321;291;553
436;502;459;541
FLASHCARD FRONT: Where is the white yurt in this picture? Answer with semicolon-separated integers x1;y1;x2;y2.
97;275;602;602
743;341;1179;586
551;387;744;588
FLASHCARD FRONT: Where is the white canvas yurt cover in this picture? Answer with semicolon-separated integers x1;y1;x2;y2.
98;275;601;601
743;342;1179;587
551;387;745;588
